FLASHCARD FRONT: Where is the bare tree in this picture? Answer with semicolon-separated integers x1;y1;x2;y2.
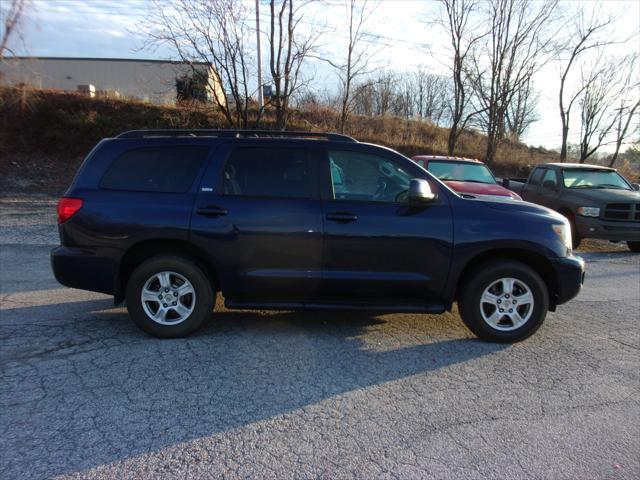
504;77;539;142
577;53;639;163
267;0;319;130
0;0;28;63
351;81;376;116
557;8;617;162
321;0;378;133
469;0;557;164
437;0;485;154
140;0;255;128
608;56;640;167
412;67;451;125
371;70;396;116
394;74;415;120
609;99;640;167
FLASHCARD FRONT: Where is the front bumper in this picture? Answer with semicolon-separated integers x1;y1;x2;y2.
575;216;640;241
550;255;585;306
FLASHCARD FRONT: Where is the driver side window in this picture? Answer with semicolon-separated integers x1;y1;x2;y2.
541;169;558;189
328;150;411;202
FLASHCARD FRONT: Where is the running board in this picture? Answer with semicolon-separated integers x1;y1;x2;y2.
224;299;446;314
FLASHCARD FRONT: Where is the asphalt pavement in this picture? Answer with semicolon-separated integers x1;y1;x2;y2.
1;196;638;479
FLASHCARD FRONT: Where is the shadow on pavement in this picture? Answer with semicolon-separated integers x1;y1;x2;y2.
1;297;508;479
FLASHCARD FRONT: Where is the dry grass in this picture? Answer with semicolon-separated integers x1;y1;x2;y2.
0;85;628;193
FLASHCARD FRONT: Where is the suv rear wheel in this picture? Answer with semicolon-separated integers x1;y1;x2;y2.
458;260;549;342
125;255;214;338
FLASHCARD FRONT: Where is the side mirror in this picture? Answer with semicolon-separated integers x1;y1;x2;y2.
408;178;436;205
501;178;510;188
632;183;639;191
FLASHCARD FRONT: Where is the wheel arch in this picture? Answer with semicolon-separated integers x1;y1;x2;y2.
114;239;219;304
557;206;574;219
454;248;559;311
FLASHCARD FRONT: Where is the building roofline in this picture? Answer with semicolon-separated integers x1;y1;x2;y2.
4;56;211;66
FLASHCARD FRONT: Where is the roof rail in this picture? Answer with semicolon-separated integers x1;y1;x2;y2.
116;129;357;142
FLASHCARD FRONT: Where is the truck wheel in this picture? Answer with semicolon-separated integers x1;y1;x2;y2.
564;213;582;249
458;260;549;343
628;241;640;253
125;255;214;338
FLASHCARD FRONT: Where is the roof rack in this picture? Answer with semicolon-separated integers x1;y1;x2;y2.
116;129;357;142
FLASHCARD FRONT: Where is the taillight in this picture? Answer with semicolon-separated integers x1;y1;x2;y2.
57;197;83;224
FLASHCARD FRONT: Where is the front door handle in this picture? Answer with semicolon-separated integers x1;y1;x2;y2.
326;212;358;222
196;205;228;217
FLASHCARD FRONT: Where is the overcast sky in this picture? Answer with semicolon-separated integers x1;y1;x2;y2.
13;0;640;152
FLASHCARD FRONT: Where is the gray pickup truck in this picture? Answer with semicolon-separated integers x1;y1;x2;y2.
504;163;640;251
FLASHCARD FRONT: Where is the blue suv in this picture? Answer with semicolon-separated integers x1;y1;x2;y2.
51;130;585;342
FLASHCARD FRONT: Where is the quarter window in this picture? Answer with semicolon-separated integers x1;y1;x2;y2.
223;148;313;199
100;146;208;193
328;150;412;202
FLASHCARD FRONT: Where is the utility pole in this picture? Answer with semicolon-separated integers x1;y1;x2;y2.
255;0;264;109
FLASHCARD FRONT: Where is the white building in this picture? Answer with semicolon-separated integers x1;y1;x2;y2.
0;56;224;105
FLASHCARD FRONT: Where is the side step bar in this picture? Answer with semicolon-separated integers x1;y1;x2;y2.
224;299;446;314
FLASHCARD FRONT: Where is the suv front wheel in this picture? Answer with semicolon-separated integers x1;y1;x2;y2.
125;255;214;338
458;260;549;342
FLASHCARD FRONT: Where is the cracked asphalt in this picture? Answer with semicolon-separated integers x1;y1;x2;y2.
1;196;639;479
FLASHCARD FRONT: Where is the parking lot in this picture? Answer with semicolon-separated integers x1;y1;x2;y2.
1;195;638;479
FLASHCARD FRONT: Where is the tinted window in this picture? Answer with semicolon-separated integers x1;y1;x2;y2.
541;169;558;188
329;150;411;202
223;148;313;198
100;146;208;193
529;168;545;186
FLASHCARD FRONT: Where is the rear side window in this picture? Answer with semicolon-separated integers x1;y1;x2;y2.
222;147;313;199
100;146;209;193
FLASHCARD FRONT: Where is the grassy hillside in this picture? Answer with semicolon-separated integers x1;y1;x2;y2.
1;86;560;194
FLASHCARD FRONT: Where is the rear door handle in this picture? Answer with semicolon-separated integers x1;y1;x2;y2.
196;205;228;217
326;212;358;222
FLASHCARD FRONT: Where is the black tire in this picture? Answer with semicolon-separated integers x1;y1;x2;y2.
563;212;581;250
628;241;640;253
458;260;549;343
125;255;214;338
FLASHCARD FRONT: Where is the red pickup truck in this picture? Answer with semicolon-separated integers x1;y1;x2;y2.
412;155;521;200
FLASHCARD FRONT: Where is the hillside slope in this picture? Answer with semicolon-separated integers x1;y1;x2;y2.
0;87;558;194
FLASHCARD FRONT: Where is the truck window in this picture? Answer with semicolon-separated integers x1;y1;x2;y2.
100;146;209;193
529;168;545;186
541;169;558;189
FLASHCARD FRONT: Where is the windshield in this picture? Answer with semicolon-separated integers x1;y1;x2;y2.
427;161;496;184
562;169;630;190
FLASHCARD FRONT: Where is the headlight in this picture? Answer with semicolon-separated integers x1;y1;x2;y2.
577;206;600;217
552;221;572;254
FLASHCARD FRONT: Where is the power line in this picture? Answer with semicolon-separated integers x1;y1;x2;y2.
32;2;432;52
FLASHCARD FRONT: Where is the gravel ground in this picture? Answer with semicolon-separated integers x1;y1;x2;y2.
0;196;638;480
